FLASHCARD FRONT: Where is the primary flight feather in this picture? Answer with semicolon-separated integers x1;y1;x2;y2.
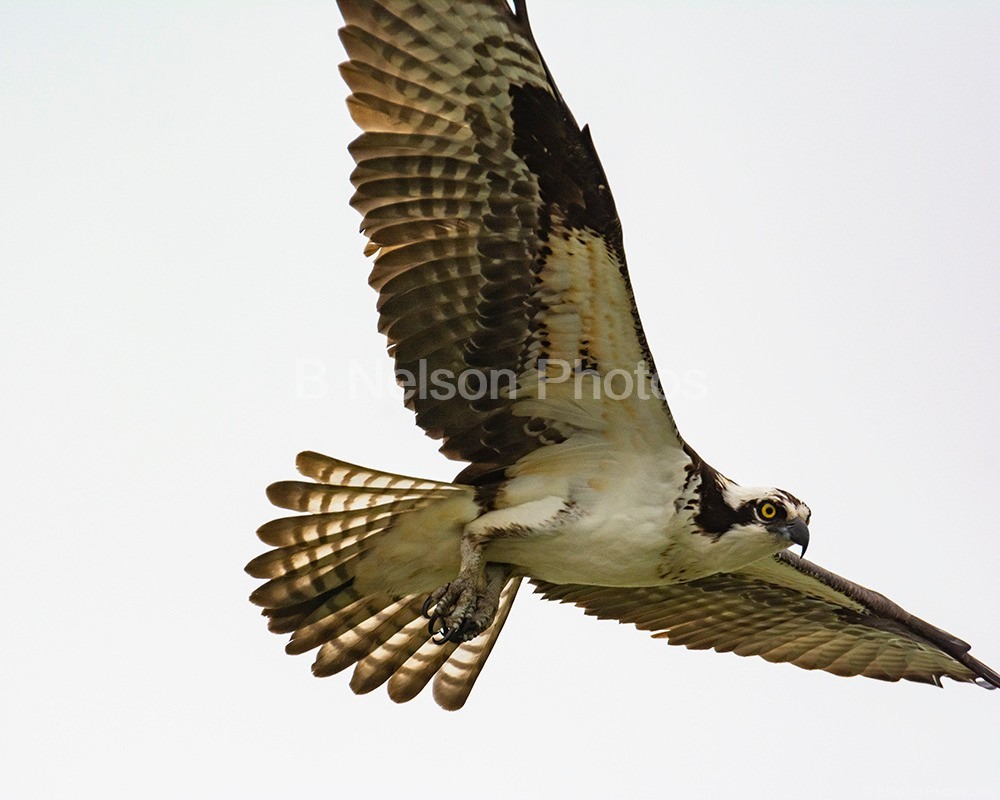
247;0;999;709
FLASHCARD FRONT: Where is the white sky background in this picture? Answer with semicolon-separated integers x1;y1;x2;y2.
2;1;999;797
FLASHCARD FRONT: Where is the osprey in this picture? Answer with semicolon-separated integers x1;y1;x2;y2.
247;0;999;709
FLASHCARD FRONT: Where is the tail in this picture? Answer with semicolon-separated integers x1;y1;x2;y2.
246;451;522;710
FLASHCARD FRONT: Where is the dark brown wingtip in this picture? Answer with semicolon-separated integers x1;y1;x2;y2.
775;552;999;690
960;653;1000;690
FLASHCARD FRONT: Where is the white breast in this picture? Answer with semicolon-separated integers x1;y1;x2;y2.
487;447;694;586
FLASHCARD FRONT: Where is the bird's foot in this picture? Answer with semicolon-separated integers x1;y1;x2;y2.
422;564;509;644
422;578;495;643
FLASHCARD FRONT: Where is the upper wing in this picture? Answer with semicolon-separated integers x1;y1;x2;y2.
533;552;1000;688
338;0;680;478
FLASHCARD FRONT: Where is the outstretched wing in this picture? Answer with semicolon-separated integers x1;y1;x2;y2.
339;0;680;479
533;552;1000;688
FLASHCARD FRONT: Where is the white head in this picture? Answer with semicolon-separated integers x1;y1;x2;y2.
687;460;811;572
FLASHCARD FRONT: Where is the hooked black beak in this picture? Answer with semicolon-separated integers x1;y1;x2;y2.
780;518;810;557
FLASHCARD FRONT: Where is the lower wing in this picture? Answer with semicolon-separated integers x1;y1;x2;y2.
533;551;999;689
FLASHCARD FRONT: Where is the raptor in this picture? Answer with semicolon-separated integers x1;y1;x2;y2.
247;0;999;709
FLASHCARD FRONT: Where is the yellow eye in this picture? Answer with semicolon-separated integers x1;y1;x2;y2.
758;502;778;520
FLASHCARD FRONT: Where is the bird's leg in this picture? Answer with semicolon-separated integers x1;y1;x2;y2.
424;555;510;644
424;495;570;643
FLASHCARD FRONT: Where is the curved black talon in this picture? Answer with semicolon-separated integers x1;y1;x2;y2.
427;610;453;644
431;623;452;645
426;613;482;644
421;595;435;618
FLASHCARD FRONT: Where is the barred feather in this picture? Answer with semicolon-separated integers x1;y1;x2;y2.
248;452;521;708
533;553;1000;689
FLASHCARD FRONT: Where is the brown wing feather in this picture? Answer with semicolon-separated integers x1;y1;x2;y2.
533;552;1000;689
338;0;680;476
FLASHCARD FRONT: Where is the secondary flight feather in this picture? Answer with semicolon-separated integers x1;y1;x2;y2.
247;0;998;709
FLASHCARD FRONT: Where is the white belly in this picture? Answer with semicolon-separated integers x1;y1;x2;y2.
470;406;709;586
485;460;689;586
488;514;679;586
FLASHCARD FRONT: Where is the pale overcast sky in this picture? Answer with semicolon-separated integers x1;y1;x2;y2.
2;2;999;798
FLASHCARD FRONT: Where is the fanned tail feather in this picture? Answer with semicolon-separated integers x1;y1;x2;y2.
432;576;522;709
248;451;520;709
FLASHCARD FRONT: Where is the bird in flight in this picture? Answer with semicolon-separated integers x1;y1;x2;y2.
247;0;998;709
